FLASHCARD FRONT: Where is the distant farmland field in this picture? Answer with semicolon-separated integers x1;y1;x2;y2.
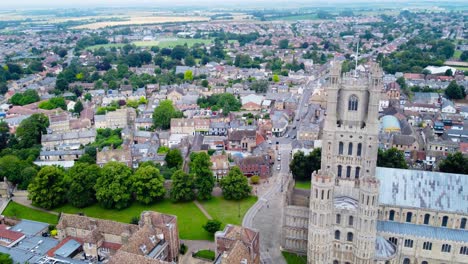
73;16;209;29
87;38;214;50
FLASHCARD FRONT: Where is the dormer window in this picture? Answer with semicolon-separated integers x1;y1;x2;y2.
140;244;147;254
150;235;157;244
348;95;358;111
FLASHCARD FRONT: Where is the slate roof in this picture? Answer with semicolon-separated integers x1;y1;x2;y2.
377;220;468;243
376;167;468;214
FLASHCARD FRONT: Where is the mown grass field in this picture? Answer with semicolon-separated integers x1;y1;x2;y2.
3;201;59;225
282;251;307;264
87;38;213;50
200;196;258;227
295;181;311;190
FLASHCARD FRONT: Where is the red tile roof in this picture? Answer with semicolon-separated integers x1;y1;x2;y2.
0;224;24;243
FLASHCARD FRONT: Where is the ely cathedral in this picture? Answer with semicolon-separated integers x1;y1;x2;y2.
281;62;468;264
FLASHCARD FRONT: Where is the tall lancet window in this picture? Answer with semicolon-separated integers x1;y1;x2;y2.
348;95;358;111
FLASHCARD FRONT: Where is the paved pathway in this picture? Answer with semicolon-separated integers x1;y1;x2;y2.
243;144;291;264
193;201;213;220
178;240;215;264
11;190;59;215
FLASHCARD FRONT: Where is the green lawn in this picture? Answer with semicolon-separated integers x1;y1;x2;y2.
282;251;307;264
453;50;462;59
294;181;311;190
200;196;257;227
54;200;211;240
193;249;215;260
3;201;59;225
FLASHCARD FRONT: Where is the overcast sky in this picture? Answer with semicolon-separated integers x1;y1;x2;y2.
2;0;458;9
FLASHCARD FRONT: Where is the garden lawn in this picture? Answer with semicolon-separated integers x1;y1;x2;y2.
294;181;311;190
193;249;215;260
3;201;58;224
54;200;211;240
282;251;307;264
200;196;257;227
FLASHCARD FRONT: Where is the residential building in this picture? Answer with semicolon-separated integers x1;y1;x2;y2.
214;225;260;264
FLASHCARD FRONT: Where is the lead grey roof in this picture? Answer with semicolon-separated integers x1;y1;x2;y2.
377;220;468;243
376;167;468;214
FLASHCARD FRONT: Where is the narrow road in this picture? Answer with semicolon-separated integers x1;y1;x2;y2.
243;144;291;264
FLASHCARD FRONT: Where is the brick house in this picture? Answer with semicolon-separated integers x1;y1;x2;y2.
227;130;257;152
237;155;271;178
214;224;260;264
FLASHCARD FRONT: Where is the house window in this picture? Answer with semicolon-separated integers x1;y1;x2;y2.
346;166;351;178
348;216;354;226
140;244;147;254
348;143;353;155
388;237;398;245
150;235;157;244
460;246;468;255
404;239;414;248
357;143;362;156
347;232;353;242
388;210;396;221
337;165;342;178
336;214;341;224
355;167;360;179
406;212;413;223
339;142;344;155
423;242;432;251
424;214;430;225
348;95;358;111
460;218;466;229
335;230;340;240
442;216;449;227
441;244;451;253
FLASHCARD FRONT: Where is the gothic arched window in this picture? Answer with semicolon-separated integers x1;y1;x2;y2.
348;216;354;226
461;218;467;229
337;165;342;178
357;143;362;156
406;212;413;223
403;259;410;264
424;214;430;225
348;95;359;111
355;167;360;179
442;216;449;227
347;232;353;242
338;142;344;155
335;230;340;240
346;166;351;178
348;142;353;155
389;210;395;221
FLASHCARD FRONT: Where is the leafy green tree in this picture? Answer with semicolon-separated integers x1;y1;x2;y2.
278;39;289;49
220;166;251;200
203;219;222;234
377;148;408;169
84;93;92;101
445;80;465;99
166;149;183;169
250;79;269;93
461;51;468;62
66;163;100;208
157;146;170;154
171;45;188;60
272;74;280;83
250;175;260;184
438;152;468;174
201;79;209;88
28;166;66;209
152;100;183;129
196;93;241;116
184;70;193;81
38;97;66;110
190;152;214;200
185;56;196;67
15;113;49;149
95;162;133;209
132;166;166;204
9;89;40;105
0;121;9;150
0;155;36;189
0;252;13;264
289;148;321;181
74;100;84;114
170;170;195;202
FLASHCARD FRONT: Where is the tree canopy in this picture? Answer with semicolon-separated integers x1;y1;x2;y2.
95;162;133;209
165;149;183;169
9;89;40;106
152;100;183;130
445;81;466;100
190;152;214;200
289;148;321;181
197;93;241;116
438;152;468;174
15;113;49;149
28;166;66;209
132;165;166;204
66;163;100;208
170;170;195;202
0;155;37;190
220;166;251;200
377;148;408;169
